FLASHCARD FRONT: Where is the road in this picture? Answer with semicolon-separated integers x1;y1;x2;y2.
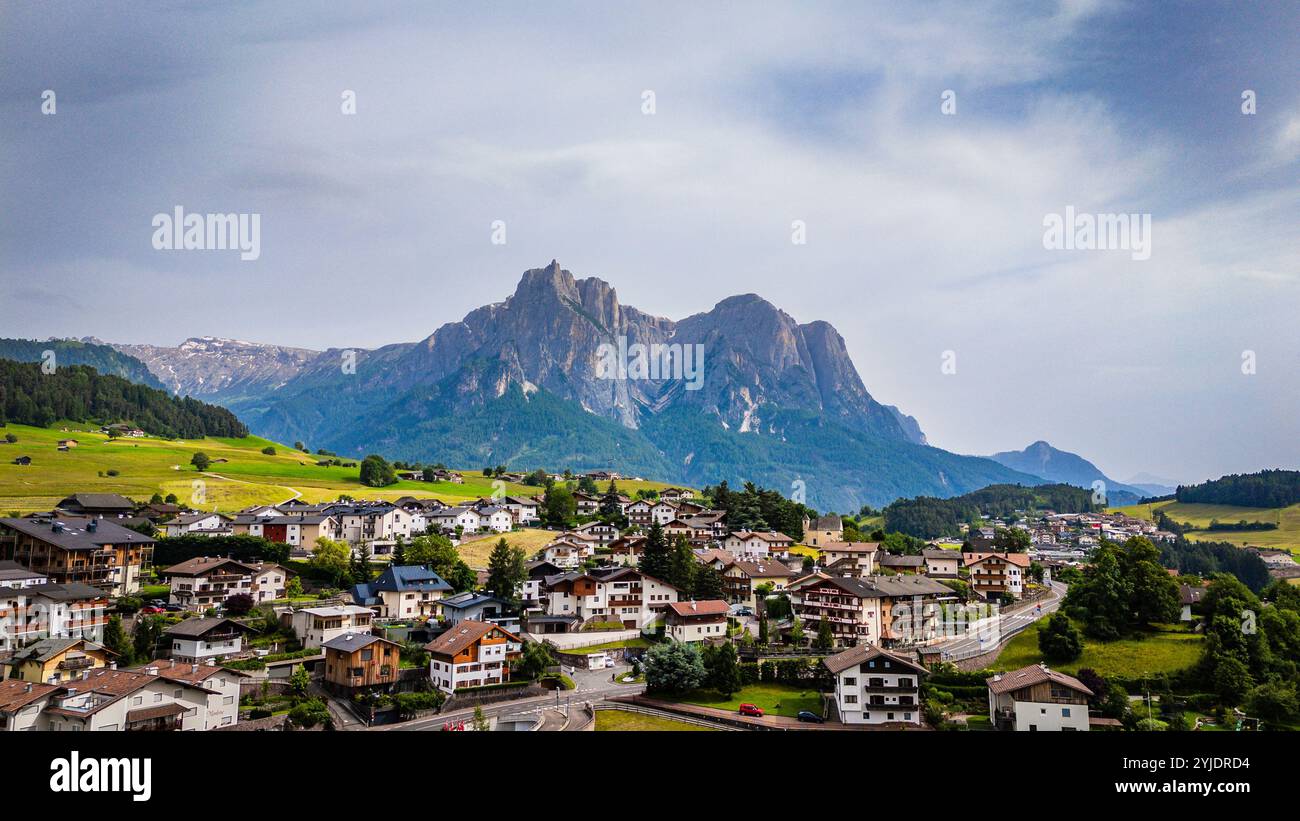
927;581;1066;661
373;665;644;731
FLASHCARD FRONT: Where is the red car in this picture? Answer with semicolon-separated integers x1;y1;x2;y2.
139;605;164;614
738;703;764;717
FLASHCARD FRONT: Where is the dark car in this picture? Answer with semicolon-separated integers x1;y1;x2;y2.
163;603;185;612
796;711;824;723
738;703;764;717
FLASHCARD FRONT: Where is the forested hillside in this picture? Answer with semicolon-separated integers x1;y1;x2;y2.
883;483;1098;538
0;360;248;439
1175;469;1300;508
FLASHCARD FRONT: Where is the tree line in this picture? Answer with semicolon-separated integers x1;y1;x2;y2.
882;483;1096;538
0;359;248;438
1175;469;1300;509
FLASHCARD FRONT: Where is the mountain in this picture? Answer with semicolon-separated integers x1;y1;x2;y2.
101;336;322;402
986;440;1144;504
1125;472;1180;497
0;338;165;390
104;262;1041;510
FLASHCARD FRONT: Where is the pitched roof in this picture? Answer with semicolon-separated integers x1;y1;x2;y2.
804;574;952;598
26;581;109;602
424;620;519;657
10;637;111;663
823;643;928;675
0;516;155;550
58;493;136;511
164;617;253;638
986;663;1093;696
729;560;796;579
879;554;925;568
162;556;261;577
666;599;730;617
0;559;45;582
818;541;880;553
964;551;1032;568
0;679;59;712
322;633;391;653
136;658;247;682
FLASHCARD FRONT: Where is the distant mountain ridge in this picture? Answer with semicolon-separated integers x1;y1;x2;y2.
987;440;1144;504
59;262;1047;509
99;336;322;402
0;338;165;390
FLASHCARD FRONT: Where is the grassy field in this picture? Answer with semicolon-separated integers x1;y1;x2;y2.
678;683;822;717
994;618;1203;678
457;528;557;569
594;710;717;731
1116;499;1300;554
554;638;652;655
0;422;686;515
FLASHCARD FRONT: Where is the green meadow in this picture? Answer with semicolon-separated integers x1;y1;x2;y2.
0;422;686;515
1116;499;1300;554
994;618;1203;678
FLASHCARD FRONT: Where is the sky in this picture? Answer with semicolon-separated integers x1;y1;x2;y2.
1;0;1297;485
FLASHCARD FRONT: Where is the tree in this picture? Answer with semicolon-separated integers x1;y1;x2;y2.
758;612;769;645
286;576;304;599
691;564;724;600
290;664;310;697
993;527;1031;552
1210;652;1254;705
814;618;835;651
577;475;598;494
4;433;17;443
261;446;276;455
486;538;527;606
542;483;576;528
359;454;398;487
517;640;555;680
643;641;706;693
1063;540;1133;640
102;615;133;663
352;542;373;584
707;642;743;696
1246;681;1298;724
472;705;490;732
288;698;332;730
1037;613;1083;663
640;522;671;581
294;441;305;451
190;451;210;471
131;615;164;661
406;534;475;592
309;538;352;586
223;592;255;616
789;615;805;646
668;534;695;591
391;536;407;566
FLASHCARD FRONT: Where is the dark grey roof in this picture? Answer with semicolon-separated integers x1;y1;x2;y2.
824;643;927;676
322;633;386;653
0;560;44;582
812;574;952;598
164;617;252;638
0;517;155;550
26;582;108;602
11;637;110;663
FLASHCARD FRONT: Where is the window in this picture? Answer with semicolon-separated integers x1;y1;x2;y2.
1062;708;1071;717
843;677;856;686
844;694;858;704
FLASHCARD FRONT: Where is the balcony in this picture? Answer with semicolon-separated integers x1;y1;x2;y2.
58;656;95;671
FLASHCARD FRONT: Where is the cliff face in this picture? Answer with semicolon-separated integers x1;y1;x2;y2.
101;263;1064;510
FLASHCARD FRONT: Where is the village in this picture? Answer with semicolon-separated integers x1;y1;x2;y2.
0;472;1192;734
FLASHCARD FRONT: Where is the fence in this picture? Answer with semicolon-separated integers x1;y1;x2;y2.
593;701;741;731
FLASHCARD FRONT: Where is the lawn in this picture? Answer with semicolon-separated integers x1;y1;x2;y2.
554;638;652;655
0;423;536;514
1115;499;1300;554
595;710;717;731
457;528;557;569
994;618;1203;678
677;683;822;718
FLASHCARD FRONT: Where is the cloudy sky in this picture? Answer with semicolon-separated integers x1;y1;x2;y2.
2;1;1297;485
